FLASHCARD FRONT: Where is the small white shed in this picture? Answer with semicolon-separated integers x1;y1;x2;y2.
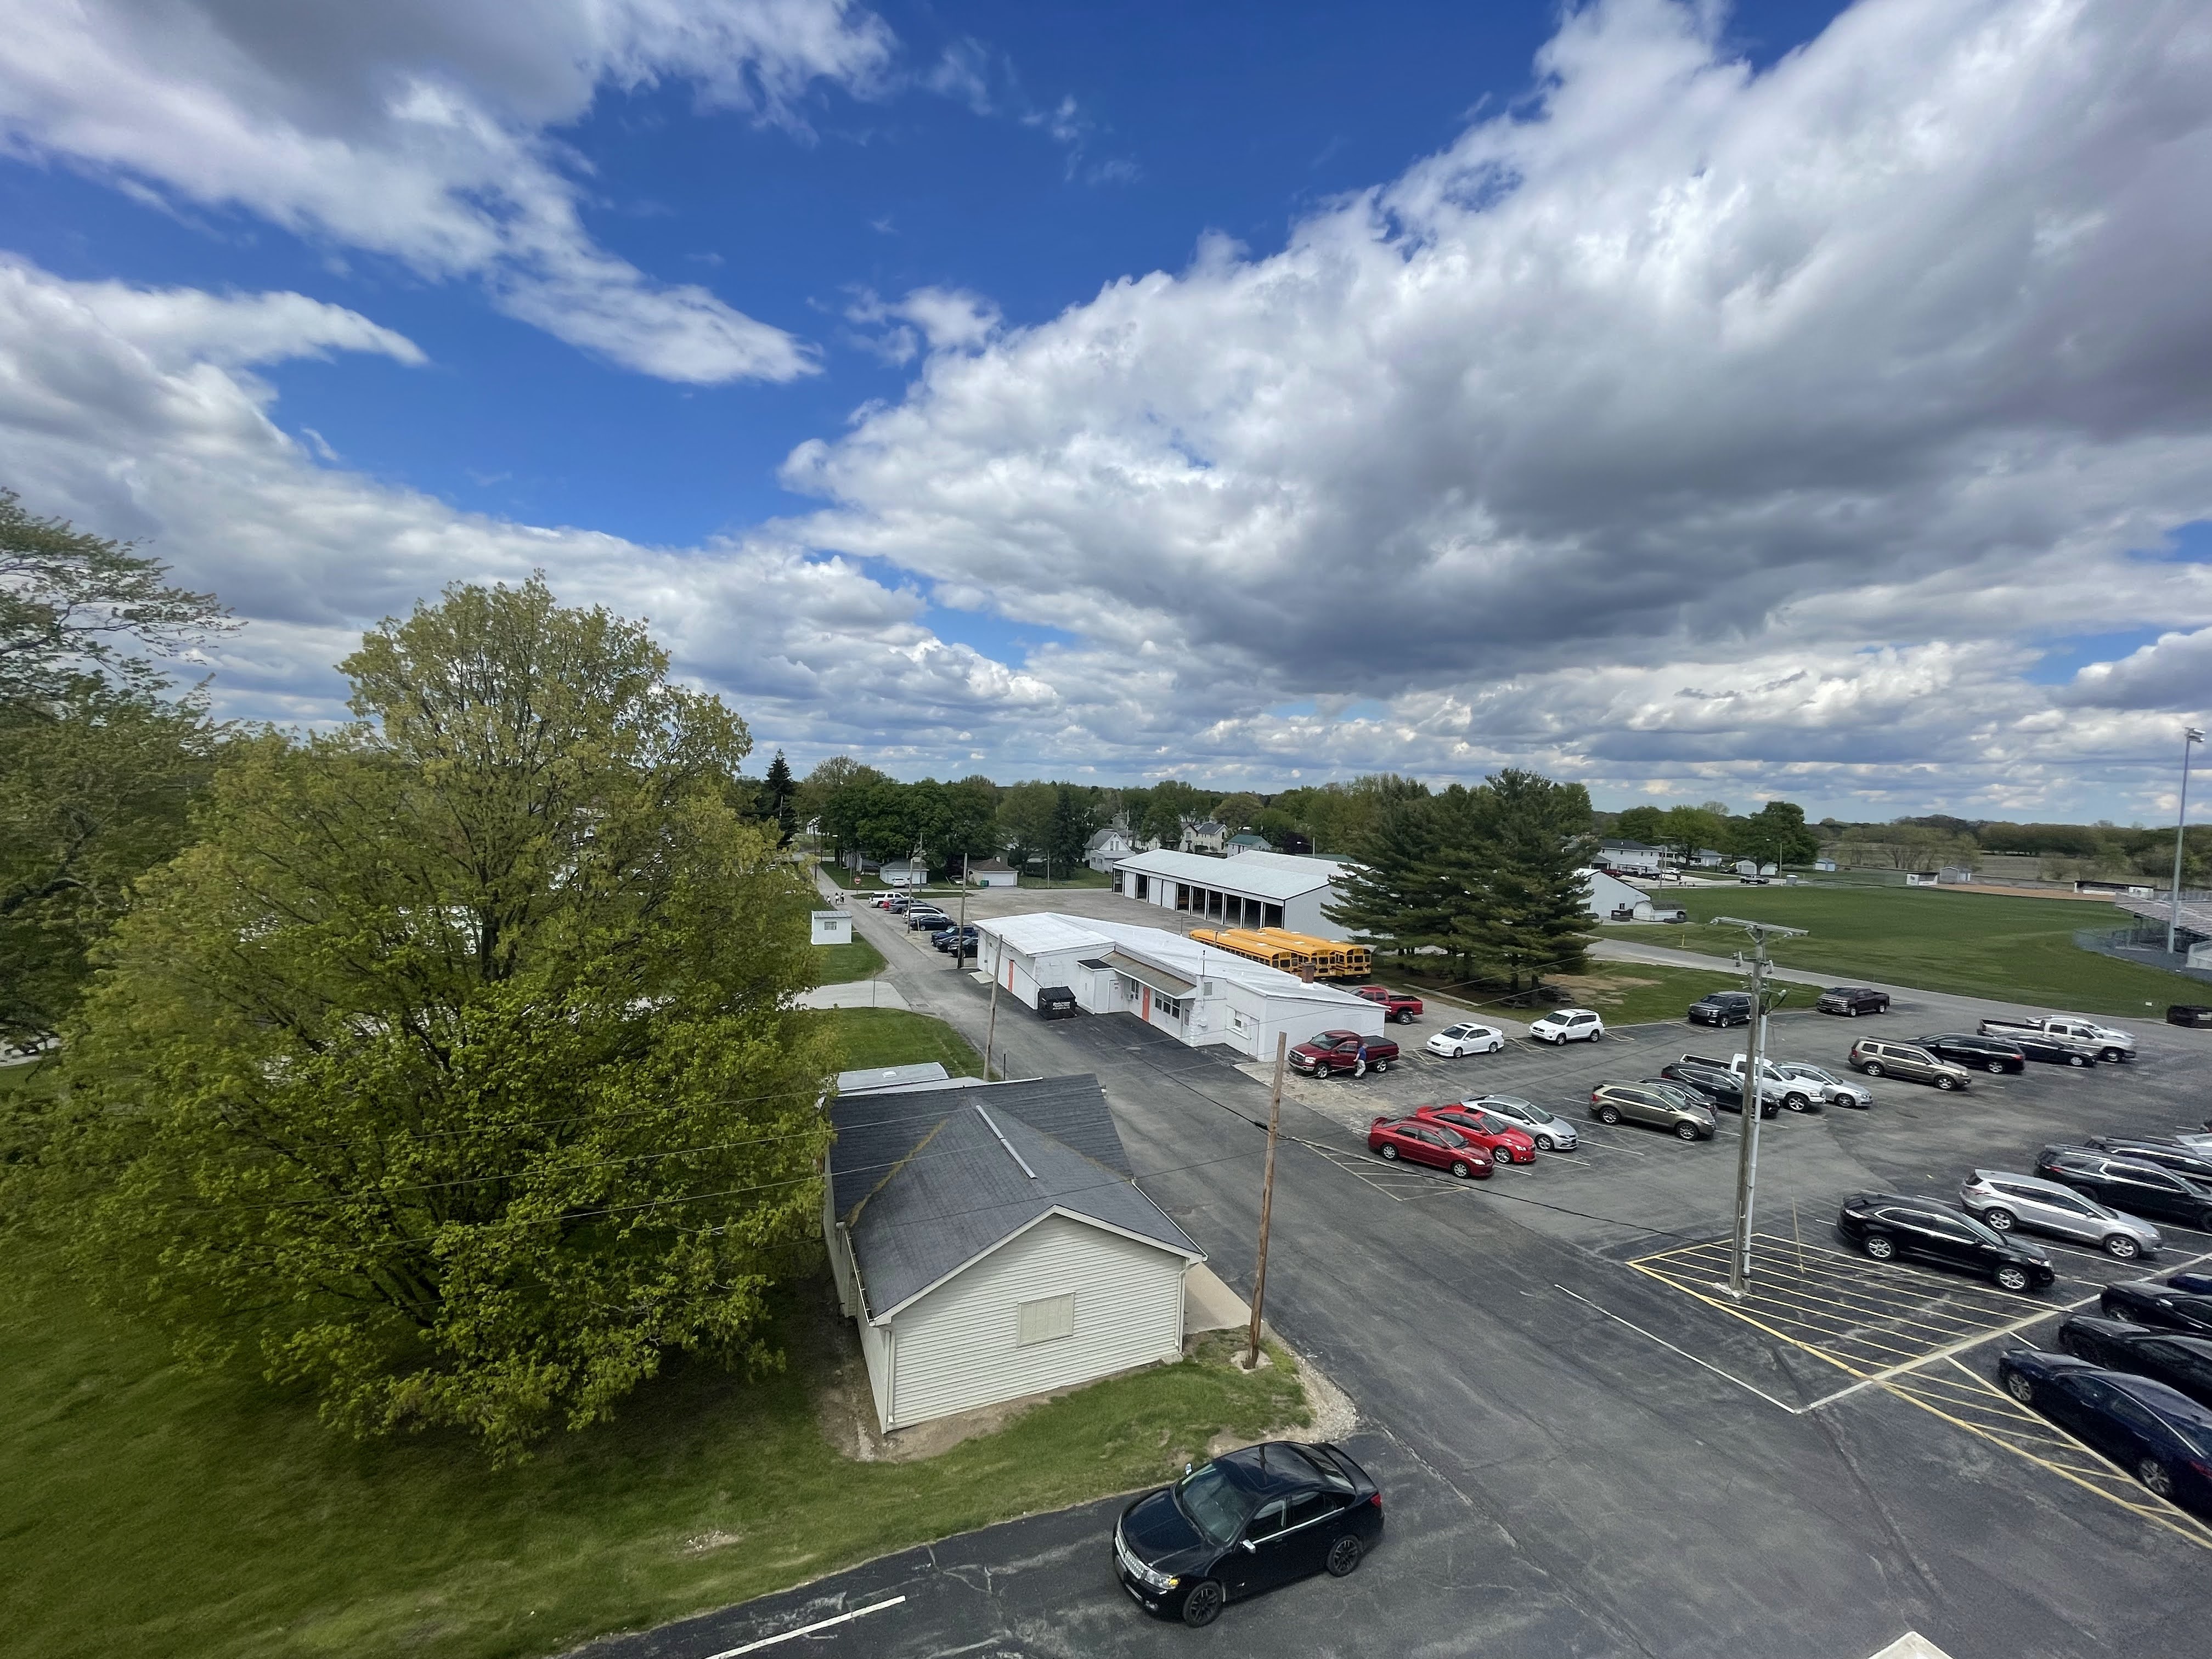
811;910;852;945
967;859;1019;887
825;1075;1204;1432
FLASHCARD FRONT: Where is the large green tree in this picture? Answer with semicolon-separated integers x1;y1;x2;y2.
1447;771;1599;988
33;578;834;1459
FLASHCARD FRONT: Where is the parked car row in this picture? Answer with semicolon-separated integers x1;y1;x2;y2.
1996;1335;2212;1519
1365;1094;1584;1175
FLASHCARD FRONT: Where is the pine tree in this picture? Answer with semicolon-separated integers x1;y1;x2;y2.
1451;770;1598;990
763;748;797;845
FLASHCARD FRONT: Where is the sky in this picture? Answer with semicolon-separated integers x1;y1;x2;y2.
2;0;2209;825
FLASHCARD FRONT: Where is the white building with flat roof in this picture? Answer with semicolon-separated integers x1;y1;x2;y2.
1112;848;1356;940
974;911;1383;1059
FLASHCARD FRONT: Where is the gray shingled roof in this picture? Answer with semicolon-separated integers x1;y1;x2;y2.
828;1075;1199;1320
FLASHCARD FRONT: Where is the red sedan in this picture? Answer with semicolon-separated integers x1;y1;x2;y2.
1414;1103;1540;1164
1368;1117;1493;1179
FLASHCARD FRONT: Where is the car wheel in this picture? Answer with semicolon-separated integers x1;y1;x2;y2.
1451;1160;1472;1180
1985;1062;2006;1074
2140;1458;2177;1500
1379;1144;1398;1160
1863;1235;1897;1261
1325;1535;1364;1578
1588;1029;1603;1042
1848;1006;1860;1016
1862;1062;1885;1077
1994;1264;2032;1293
1316;1064;1334;1080
1785;1093;1810;1112
1181;1580;1224;1628
2102;1234;2141;1260
2102;1048;2126;1064
1982;1207;2015;1231
2067;1054;2090;1068
1534;1135;1554;1151
1372;1059;1390;1074
2005;1372;2035;1405
2199;1209;2212;1233
1674;1121;1700;1141
1935;1076;1961;1091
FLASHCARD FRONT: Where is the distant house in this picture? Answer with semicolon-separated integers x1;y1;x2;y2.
1582;867;1685;922
1084;823;1142;872
968;858;1018;888
823;1074;1205;1432
1597;839;1665;876
1223;832;1271;857
1690;848;1728;868
1179;819;1228;854
879;859;929;887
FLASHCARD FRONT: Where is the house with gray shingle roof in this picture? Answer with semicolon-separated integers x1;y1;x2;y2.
823;1074;1204;1431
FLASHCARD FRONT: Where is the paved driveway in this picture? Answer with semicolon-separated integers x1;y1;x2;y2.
580;888;2212;1659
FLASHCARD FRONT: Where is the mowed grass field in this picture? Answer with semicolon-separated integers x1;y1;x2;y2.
0;1013;1301;1659
1605;885;2199;1015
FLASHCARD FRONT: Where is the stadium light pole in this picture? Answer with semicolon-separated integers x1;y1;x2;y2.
1709;916;1808;1300
2168;726;2205;956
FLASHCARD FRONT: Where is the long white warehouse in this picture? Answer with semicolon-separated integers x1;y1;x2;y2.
1111;848;1356;941
974;911;1383;1059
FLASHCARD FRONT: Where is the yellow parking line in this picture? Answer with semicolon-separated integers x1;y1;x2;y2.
1628;1269;1991;1357
1627;1261;1870;1381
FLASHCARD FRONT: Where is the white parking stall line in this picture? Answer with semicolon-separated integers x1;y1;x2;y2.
704;1596;907;1656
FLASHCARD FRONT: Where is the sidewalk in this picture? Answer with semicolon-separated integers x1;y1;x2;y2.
792;979;911;1010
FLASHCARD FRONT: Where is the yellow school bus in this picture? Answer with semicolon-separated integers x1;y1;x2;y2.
1188;927;1310;973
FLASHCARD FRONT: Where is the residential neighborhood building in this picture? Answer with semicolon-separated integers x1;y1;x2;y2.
1113;847;1356;940
973;911;1384;1057
967;858;1019;887
1223;832;1271;856
1582;867;1686;922
1178;819;1228;853
1083;822;1146;872
878;859;930;887
1596;838;1666;874
823;1074;1204;1432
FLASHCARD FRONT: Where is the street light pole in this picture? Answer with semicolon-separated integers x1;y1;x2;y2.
1709;915;1808;1300
2168;726;2205;956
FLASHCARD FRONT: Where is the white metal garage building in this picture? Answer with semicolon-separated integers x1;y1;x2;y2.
824;1074;1204;1432
974;911;1383;1059
1112;848;1356;940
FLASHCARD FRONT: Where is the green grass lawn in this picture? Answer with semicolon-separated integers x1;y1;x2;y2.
818;1007;984;1076
812;933;887;985
0;1251;1304;1659
1605;887;2198;1015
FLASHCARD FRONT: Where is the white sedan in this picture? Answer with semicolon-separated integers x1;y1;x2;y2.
1528;1007;1606;1044
1426;1021;1505;1058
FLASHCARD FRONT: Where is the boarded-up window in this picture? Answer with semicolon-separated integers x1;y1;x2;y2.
1016;1293;1076;1347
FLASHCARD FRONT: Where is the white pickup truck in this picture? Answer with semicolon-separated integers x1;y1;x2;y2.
1976;1014;2136;1063
1680;1053;1875;1111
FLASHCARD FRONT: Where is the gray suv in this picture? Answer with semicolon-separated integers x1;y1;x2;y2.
1589;1081;1716;1142
1958;1170;2162;1261
1847;1038;1970;1091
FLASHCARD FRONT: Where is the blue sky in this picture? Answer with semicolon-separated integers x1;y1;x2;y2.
2;0;2209;822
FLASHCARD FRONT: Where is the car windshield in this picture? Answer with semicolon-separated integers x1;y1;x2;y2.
1480;1095;1539;1119
1172;1462;1254;1545
1778;1064;1835;1084
1441;1024;1470;1037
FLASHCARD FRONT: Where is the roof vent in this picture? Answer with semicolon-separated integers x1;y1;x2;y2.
974;1103;1036;1178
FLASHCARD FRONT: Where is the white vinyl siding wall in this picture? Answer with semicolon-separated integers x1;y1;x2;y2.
883;1214;1188;1429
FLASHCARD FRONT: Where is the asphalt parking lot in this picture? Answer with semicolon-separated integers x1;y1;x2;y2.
591;892;2212;1659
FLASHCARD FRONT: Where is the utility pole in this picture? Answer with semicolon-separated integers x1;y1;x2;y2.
1247;1032;1287;1369
955;876;968;972
2168;726;2205;956
984;970;999;1083
1709;916;1807;1300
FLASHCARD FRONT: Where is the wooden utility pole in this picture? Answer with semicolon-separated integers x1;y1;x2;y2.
984;971;1000;1083
1246;1032;1287;1369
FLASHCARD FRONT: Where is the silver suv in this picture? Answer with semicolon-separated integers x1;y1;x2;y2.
1958;1170;2161;1261
1847;1038;1970;1091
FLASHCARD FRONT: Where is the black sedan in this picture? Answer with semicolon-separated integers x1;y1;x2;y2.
1656;1063;1780;1118
1114;1442;1383;1627
2037;1146;2212;1232
1915;1033;2027;1074
2086;1137;2212;1184
2006;1030;2100;1067
2101;1278;2212;1336
1836;1193;2055;1291
1996;1350;2212;1517
2056;1317;2212;1409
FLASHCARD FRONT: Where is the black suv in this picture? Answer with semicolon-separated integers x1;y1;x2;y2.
2037;1146;2212;1232
2085;1138;2212;1184
1818;986;1890;1016
1687;991;1754;1027
1915;1032;2027;1074
1836;1193;2055;1291
1654;1063;1779;1118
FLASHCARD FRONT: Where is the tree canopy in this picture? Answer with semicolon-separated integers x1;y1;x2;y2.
29;578;833;1459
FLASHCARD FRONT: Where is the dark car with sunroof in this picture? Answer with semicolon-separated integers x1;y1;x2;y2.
1114;1441;1384;1627
1996;1351;2212;1518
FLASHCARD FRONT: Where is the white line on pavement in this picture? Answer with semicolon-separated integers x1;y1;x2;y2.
703;1598;907;1657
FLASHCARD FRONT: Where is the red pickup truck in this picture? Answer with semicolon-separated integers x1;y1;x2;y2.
1353;986;1424;1023
1289;1029;1401;1078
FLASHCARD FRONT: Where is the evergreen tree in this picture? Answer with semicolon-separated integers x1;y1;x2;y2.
761;748;797;845
1451;771;1598;990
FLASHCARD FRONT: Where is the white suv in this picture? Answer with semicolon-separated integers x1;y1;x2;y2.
1529;1008;1605;1045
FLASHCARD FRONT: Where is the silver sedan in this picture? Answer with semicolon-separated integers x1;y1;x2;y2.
1770;1060;1872;1110
1958;1170;2162;1260
1460;1092;1578;1153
